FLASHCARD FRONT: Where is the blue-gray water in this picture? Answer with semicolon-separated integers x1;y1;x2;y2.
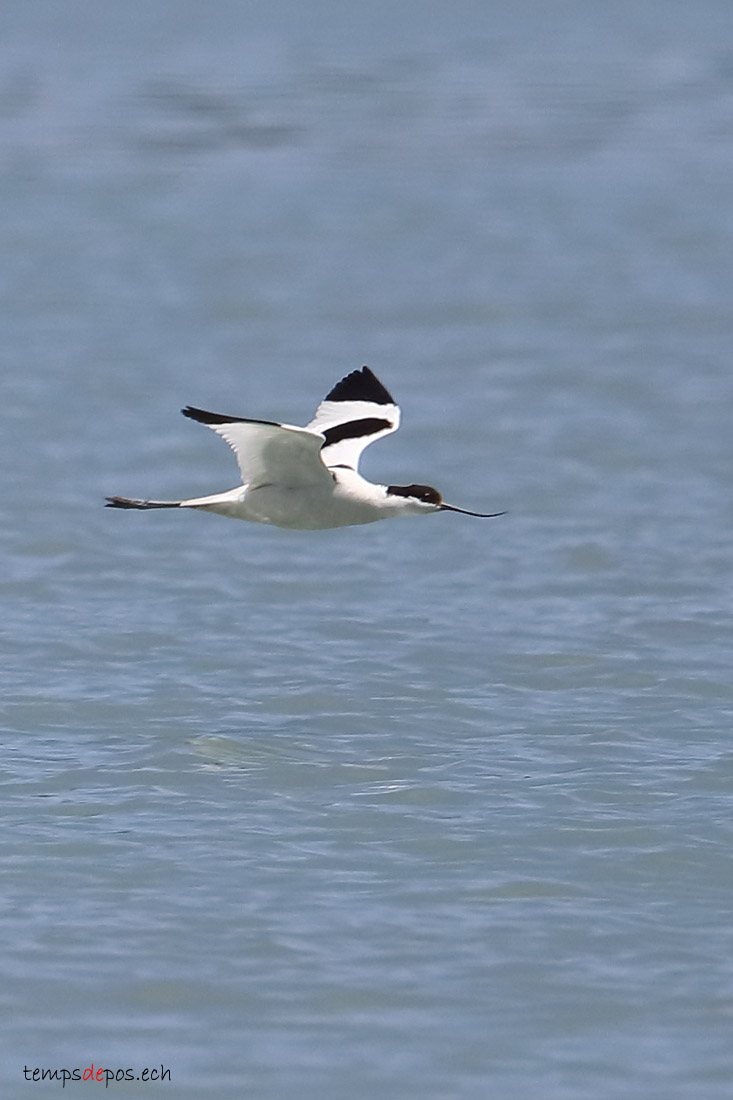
3;2;733;1096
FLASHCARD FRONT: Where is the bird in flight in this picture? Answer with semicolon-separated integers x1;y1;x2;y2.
106;367;504;530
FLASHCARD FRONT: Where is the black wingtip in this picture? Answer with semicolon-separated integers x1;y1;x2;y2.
182;405;234;425
324;367;396;406
182;406;280;428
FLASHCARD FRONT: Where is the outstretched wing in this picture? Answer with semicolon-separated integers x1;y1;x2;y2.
182;408;330;490
305;366;400;471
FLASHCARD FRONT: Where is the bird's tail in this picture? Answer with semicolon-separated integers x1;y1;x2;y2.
105;496;182;510
106;487;244;512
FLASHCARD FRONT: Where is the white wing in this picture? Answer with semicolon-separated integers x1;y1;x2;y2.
182;408;330;489
305;366;400;471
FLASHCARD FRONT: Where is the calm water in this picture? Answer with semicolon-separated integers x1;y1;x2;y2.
3;2;733;1096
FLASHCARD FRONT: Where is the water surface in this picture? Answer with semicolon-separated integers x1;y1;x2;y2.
2;2;733;1097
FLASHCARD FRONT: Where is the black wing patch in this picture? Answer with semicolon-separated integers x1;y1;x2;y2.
321;417;393;448
324;367;395;406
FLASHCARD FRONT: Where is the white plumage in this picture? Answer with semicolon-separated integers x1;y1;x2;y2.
106;367;503;530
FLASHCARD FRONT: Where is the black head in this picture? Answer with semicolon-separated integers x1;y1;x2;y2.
387;483;505;518
386;483;443;506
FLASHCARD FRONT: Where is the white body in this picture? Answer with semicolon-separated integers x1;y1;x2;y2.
181;467;428;530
